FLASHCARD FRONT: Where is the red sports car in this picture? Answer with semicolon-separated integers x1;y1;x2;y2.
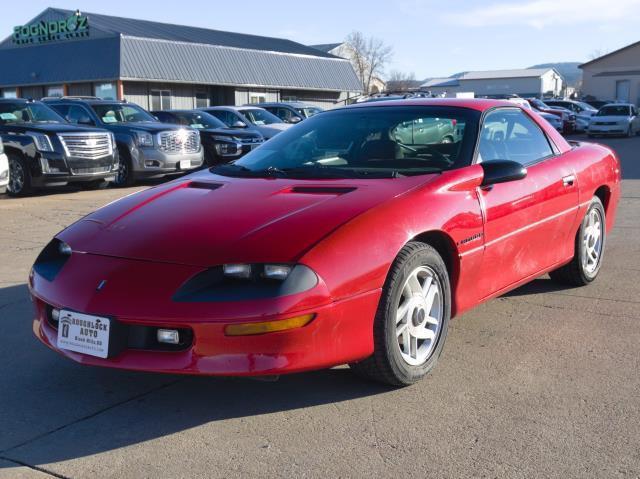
30;99;621;386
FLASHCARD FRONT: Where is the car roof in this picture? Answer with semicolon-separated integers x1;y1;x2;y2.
345;98;522;112
255;102;315;108
600;103;633;108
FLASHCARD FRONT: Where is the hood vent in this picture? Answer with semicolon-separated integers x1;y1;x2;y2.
290;186;356;195
187;181;224;191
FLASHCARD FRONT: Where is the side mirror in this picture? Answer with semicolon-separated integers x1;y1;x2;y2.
232;121;247;128
480;160;527;186
288;116;302;124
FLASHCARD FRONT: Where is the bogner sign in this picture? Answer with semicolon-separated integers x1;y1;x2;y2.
13;11;89;45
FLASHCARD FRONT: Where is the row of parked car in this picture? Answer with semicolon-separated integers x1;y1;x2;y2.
492;95;640;138
0;97;323;196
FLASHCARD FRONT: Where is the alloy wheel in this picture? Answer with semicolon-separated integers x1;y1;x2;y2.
582;208;603;274
395;266;443;366
115;160;129;186
8;159;24;194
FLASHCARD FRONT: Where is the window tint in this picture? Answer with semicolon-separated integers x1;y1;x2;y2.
65;105;94;125
478;109;553;165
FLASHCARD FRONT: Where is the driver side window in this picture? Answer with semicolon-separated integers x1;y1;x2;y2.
478;109;554;166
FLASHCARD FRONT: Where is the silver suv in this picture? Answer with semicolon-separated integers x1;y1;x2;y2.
45;98;203;186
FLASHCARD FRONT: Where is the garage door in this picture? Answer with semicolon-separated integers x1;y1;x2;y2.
616;80;630;102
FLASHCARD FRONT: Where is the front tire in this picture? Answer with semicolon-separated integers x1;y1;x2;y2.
350;242;451;386
113;149;135;187
550;197;606;286
7;154;33;197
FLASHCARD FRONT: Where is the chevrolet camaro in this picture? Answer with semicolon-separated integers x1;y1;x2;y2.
30;99;621;386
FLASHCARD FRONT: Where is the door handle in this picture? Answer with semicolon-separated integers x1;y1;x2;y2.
562;175;576;186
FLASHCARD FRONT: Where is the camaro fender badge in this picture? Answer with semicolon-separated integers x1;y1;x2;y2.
96;280;107;292
457;232;483;246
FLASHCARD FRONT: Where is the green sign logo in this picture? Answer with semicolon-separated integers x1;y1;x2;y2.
13;11;89;45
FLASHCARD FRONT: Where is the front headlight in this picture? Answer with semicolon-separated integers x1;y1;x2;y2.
135;131;154;148
223;263;292;280
0;138;4;155
173;264;318;302
109;132;117;149
28;133;54;152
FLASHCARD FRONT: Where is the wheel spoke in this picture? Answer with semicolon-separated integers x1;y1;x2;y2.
408;273;421;295
421;276;433;297
413;327;435;340
396;301;411;323
410;335;418;359
424;283;439;311
396;322;408;337
402;330;411;355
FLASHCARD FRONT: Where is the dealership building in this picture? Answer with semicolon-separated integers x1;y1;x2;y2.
420;68;565;98
0;8;362;110
580;40;640;105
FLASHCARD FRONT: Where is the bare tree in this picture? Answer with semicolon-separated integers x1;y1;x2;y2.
386;70;417;92
588;48;609;60
345;31;393;94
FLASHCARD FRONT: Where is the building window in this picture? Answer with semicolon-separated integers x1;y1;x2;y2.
46;85;64;98
195;92;209;108
1;88;17;99
151;90;172;111
249;91;266;104
95;83;118;100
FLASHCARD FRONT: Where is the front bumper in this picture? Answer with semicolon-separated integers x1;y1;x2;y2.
132;147;204;178
31;151;118;187
588;124;628;135
0;153;8;191
29;253;378;376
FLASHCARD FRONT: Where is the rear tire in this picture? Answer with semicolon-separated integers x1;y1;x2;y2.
549;197;606;286
350;242;451;387
7;154;33;197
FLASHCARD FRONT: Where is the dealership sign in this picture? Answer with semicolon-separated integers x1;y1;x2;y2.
13;11;89;45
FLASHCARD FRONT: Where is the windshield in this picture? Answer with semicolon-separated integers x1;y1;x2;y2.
530;99;550;109
297;107;323;118
597;105;630;116
575;101;597;111
239;108;283;125
212;106;479;179
92;104;156;124
167;111;226;129
0;102;65;124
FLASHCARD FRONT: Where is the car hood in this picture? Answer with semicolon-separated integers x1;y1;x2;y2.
103;122;188;134
3;123;109;134
199;128;262;139
58;169;436;267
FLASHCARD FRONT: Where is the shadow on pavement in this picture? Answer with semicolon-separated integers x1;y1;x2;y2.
501;277;577;297
0;283;391;466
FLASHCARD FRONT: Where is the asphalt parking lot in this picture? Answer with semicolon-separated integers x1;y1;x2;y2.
0;134;639;479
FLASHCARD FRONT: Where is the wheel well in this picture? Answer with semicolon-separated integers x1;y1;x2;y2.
594;185;610;214
412;230;459;313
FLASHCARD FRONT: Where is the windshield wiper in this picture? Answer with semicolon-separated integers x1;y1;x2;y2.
282;165;401;179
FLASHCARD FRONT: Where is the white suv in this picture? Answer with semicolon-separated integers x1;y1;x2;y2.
0;138;7;194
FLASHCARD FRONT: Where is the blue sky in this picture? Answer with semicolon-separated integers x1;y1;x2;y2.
2;0;640;79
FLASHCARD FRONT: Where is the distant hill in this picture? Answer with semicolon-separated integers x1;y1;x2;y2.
528;62;582;87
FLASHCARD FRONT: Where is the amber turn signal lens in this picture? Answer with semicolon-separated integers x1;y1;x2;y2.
224;314;315;336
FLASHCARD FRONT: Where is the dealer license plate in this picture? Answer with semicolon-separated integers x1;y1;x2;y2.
179;160;191;170
57;310;111;358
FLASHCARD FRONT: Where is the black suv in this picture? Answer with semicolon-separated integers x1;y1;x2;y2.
152;110;264;166
253;102;323;123
0;99;118;196
44;98;203;186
